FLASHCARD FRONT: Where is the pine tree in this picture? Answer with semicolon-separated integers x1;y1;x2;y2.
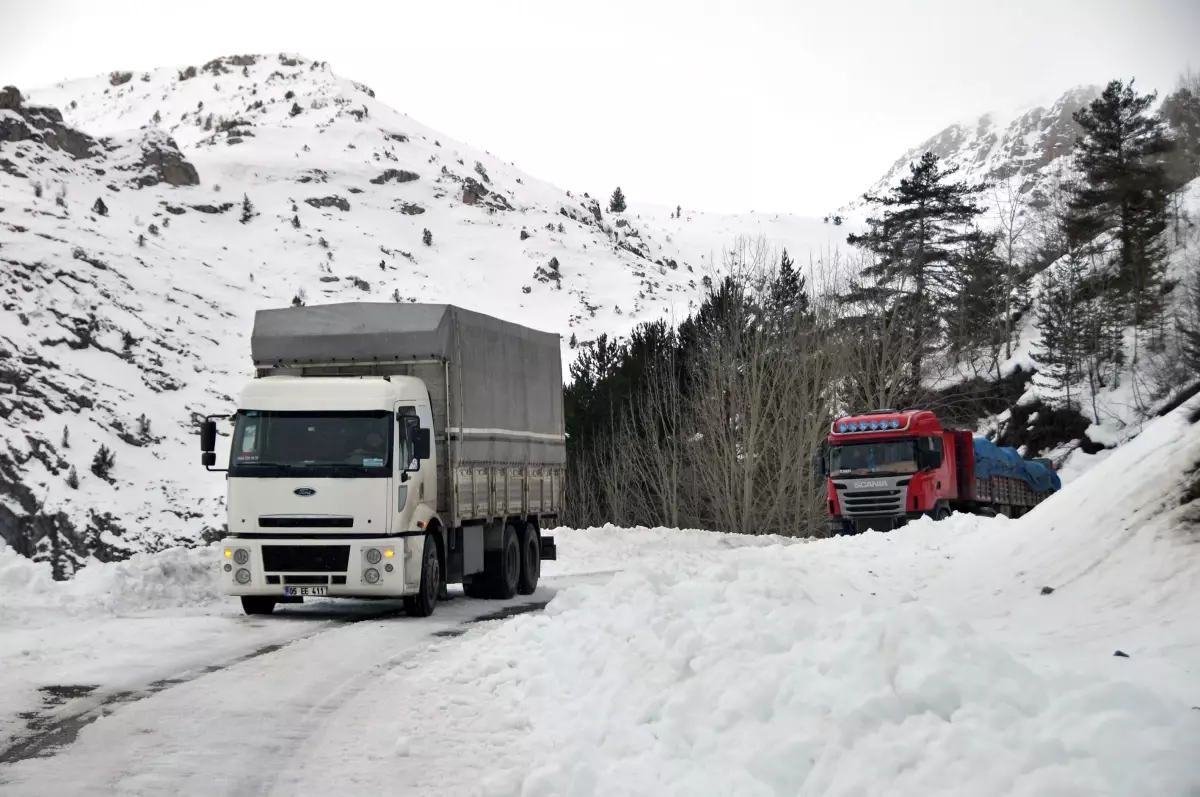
765;248;811;332
949;226;1006;359
845;151;991;384
608;187;627;214
90;444;115;480
1066;79;1174;354
1031;252;1089;409
240;193;255;224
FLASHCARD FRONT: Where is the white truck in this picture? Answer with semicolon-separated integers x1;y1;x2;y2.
199;302;563;617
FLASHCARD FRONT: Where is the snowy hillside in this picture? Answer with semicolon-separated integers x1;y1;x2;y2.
0;53;840;570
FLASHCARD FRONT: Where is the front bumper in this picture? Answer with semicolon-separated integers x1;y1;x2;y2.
218;536;422;598
828;513;927;535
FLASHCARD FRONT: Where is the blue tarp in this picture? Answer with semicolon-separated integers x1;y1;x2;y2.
972;437;1062;493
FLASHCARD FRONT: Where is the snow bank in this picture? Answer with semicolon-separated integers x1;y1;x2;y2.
399;400;1200;796
438;539;1198;796
543;524;802;578
0;540;223;621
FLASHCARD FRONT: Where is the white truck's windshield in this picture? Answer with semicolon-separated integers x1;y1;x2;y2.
229;410;392;476
829;440;918;476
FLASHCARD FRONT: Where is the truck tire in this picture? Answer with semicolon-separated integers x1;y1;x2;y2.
494;523;521;599
466;523;522;600
518;521;540;595
241;596;276;616
404;534;440;618
933;507;951;522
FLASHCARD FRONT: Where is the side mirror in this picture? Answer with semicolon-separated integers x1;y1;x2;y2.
200;420;217;452
201;451;216;468
413;427;431;461
813;452;827;477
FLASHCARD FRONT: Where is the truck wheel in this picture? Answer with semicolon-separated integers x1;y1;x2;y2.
517;521;540;595
495;523;521;599
241;596;276;616
404;534;440;618
933;507;951;521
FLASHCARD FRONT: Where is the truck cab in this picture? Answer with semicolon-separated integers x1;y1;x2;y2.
821;409;958;535
205;375;440;614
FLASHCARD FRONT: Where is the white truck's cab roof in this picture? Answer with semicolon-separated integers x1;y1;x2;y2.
238;375;429;412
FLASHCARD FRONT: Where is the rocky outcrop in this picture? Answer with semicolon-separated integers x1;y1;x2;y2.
0;87;99;159
114;133;200;188
370;168;419;185
304;195;350;211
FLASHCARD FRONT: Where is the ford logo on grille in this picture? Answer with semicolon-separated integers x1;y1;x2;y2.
293;487;317;497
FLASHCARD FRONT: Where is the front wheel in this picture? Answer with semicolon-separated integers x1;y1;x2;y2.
404;534;440;618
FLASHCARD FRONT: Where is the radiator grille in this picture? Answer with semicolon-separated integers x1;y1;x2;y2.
261;545;350;572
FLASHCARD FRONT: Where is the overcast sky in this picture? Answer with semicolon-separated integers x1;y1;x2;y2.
3;0;1197;216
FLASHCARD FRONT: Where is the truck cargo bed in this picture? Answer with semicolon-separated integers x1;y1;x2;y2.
249;302;565;525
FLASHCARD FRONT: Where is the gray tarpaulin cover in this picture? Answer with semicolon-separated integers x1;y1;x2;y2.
250;303;564;465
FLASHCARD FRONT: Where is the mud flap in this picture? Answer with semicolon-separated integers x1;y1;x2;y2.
540;535;557;561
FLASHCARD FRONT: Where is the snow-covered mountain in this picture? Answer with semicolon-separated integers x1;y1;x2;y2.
832;85;1101;222
0;53;841;572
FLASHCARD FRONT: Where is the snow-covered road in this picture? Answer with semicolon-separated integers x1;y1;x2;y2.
0;576;603;796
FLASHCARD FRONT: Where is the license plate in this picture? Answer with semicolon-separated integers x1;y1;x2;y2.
284;586;328;596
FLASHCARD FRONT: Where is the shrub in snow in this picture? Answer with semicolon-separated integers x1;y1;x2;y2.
92;198;108;216
66;466;80;489
290;102;302;117
292;289;307;307
422;228;432;246
148;223;159;236
137;233;145;247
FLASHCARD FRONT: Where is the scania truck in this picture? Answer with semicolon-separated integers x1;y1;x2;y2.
199;302;563;617
818;408;1061;535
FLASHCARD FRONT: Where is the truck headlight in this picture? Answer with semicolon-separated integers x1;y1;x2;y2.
233;549;250;565
364;568;380;584
235;568;251;584
365;548;382;565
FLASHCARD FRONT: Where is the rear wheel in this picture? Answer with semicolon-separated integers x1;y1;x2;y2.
465;522;522;600
240;596;276;616
494;523;521;599
933;507;951;521
518;521;540;595
404;534;440;617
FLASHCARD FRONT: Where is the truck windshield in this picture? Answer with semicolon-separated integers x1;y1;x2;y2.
828;440;917;476
228;410;392;477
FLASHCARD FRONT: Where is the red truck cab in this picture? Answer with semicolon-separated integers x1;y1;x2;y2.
821;409;971;535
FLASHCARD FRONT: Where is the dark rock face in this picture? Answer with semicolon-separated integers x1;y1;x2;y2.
0;85;22;110
0;90;99;160
122;136;200;188
370;169;419;185
304;195;350;211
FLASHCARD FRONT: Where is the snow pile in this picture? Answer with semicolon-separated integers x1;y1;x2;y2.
397;399;1200;796
0;539;223;620
452;549;1195;796
543;524;802;578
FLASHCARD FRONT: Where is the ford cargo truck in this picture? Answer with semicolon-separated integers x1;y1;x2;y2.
199;302;563;617
819;408;1061;535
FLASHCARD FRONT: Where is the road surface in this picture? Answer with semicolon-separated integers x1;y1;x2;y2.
0;575;604;797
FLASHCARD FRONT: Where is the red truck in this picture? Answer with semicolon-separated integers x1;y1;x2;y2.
818;408;1061;535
